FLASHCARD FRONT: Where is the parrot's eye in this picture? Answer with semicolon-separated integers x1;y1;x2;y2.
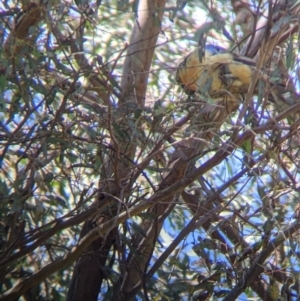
205;45;225;56
213;46;225;53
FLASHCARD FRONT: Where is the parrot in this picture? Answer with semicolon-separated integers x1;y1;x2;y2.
175;44;255;99
176;44;300;119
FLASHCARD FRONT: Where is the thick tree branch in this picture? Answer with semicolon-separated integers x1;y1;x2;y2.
120;0;167;106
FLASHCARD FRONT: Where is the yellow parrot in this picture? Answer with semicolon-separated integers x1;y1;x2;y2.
175;45;254;99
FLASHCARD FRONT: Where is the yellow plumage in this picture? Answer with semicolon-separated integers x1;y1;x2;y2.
176;45;253;98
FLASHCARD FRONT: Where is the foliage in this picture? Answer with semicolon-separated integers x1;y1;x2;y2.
0;0;300;301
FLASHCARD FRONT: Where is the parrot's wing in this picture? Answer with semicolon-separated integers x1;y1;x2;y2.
176;46;253;97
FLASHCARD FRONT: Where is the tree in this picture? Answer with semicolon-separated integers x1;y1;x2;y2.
0;0;300;300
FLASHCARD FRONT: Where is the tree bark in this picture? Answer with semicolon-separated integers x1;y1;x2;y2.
66;1;167;300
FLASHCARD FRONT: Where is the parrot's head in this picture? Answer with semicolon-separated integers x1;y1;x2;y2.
204;45;226;56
